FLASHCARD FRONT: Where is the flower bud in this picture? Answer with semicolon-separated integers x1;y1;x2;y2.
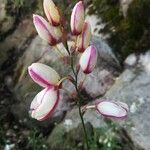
77;22;91;52
33;14;62;46
70;1;84;35
28;63;60;88
79;45;98;74
43;0;61;26
96;101;129;120
30;88;60;121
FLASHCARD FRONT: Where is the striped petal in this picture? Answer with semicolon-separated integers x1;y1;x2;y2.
33;14;62;46
30;88;60;121
77;22;91;52
43;0;60;26
28;63;60;88
70;1;84;35
96;101;128;120
79;45;98;74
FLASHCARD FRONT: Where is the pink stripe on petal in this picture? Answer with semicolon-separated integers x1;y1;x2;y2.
28;67;53;88
81;45;97;74
43;0;60;26
71;1;84;35
78;22;91;52
83;48;92;73
78;23;88;53
33;15;51;37
33;15;58;46
38;90;60;121
28;63;60;88
47;9;60;26
30;88;49;111
30;88;60;121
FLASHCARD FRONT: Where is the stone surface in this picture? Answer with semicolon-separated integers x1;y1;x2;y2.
0;0;15;35
104;51;150;150
0;19;35;74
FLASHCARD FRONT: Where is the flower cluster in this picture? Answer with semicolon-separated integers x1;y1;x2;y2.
28;0;128;121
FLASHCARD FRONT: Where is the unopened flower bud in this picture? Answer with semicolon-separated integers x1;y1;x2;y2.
30;87;60;121
70;1;84;35
77;22;91;52
43;0;61;26
28;63;60;88
79;45;98;74
96;100;129;120
33;14;62;46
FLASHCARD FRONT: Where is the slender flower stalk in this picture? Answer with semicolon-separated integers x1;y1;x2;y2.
69;46;90;150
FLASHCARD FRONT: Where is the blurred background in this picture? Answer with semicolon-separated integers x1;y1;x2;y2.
0;0;150;149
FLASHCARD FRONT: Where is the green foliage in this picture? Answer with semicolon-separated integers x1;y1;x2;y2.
88;0;150;61
48;121;125;150
0;127;49;150
26;129;50;150
86;121;122;150
11;0;25;9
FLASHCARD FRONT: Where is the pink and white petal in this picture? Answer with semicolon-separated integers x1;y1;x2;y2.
79;46;91;72
33;15;52;42
77;22;91;52
96;101;128;120
43;0;60;26
30;88;48;110
31;88;60;121
79;45;97;74
28;63;60;88
71;1;84;35
33;15;61;45
86;45;98;73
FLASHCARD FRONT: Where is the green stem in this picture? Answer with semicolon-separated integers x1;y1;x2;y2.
78;104;90;150
70;54;90;150
63;41;90;149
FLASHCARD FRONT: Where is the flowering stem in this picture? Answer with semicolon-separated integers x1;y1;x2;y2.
70;53;90;150
78;104;90;149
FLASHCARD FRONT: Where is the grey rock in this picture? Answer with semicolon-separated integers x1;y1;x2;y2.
104;52;150;149
0;19;34;71
0;0;15;35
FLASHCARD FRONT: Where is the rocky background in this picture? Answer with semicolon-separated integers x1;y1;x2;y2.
0;0;150;149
